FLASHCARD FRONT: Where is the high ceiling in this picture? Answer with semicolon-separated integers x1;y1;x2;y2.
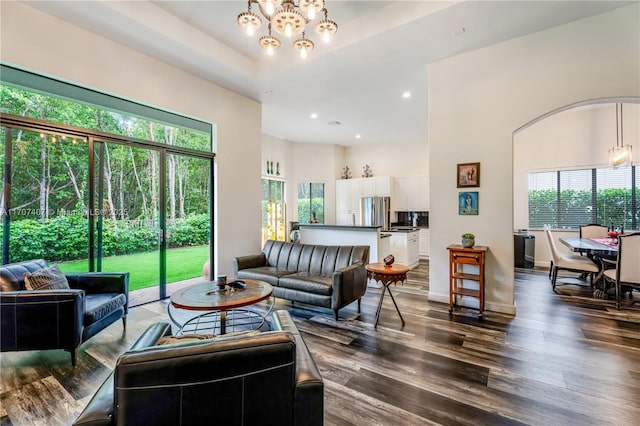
25;1;632;146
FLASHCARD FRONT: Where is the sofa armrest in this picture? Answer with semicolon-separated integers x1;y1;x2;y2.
73;322;172;426
66;272;129;294
232;253;267;275
0;290;84;351
331;262;367;310
271;310;324;426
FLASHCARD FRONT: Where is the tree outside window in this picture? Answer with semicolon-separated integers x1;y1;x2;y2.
298;183;324;224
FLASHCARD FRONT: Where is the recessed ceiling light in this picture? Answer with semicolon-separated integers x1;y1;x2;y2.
402;91;412;99
310;113;318;119
355;134;361;139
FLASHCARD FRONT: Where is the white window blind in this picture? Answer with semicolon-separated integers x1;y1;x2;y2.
528;166;638;231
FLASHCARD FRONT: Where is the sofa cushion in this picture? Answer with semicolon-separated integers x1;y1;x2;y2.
237;266;295;286
279;273;333;296
84;293;127;324
24;265;70;291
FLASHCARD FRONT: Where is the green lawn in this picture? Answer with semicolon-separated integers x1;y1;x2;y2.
59;245;209;292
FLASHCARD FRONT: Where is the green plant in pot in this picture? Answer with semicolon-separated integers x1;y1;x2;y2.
461;233;475;248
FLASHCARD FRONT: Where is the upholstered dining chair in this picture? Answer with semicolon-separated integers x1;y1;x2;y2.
602;232;640;309
543;225;599;292
579;224;610;239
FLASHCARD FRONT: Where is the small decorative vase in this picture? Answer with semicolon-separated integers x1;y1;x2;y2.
383;254;395;267
461;238;475;248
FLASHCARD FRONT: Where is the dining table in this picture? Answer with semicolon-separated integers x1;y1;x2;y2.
559;237;619;256
559;236;619;297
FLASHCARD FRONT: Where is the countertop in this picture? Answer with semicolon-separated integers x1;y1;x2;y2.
298;224;382;230
387;228;422;233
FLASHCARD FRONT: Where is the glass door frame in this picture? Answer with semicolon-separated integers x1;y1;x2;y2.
1;113;215;300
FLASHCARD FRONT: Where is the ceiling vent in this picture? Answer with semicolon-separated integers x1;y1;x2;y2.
328;121;342;126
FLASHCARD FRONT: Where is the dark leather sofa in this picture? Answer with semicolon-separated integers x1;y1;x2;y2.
0;259;129;365
233;240;369;320
73;310;324;426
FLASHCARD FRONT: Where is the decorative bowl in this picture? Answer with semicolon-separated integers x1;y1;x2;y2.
608;231;620;238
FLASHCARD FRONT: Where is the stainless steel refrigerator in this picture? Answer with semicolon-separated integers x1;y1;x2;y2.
360;196;390;229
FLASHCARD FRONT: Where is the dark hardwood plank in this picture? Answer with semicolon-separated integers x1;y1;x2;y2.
1;260;639;425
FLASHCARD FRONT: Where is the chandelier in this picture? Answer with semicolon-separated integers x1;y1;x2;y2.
608;103;633;168
237;0;338;58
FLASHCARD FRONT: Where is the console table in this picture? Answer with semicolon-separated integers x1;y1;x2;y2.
447;245;487;319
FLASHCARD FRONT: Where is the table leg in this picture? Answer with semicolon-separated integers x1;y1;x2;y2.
386;285;405;325
220;310;227;335
374;285;387;328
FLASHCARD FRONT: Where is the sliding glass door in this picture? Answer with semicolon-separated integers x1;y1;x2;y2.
2;127;90;269
94;140;161;299
1;116;214;305
165;154;211;289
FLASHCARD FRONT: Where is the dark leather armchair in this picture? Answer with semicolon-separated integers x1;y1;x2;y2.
0;259;129;365
73;310;324;426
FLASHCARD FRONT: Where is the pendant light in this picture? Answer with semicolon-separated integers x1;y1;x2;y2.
608;103;633;168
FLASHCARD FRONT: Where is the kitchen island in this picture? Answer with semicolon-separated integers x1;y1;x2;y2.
298;224;390;264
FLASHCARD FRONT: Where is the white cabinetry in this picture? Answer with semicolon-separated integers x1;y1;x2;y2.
388;231;420;269
336;179;361;225
393;176;429;211
360;176;394;197
336;177;393;225
419;229;430;258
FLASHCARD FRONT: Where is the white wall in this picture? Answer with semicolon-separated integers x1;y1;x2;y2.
262;135;347;227
345;142;429;177
428;5;640;314
0;2;263;276
292;143;345;225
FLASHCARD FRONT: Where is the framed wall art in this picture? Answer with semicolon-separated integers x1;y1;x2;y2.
457;162;480;188
459;191;479;215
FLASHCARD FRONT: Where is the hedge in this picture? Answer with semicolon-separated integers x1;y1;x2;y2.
1;213;209;263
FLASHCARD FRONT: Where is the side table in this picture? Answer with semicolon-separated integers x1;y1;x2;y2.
365;262;409;328
447;245;487;319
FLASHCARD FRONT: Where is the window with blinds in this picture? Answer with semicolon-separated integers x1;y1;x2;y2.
528;166;638;231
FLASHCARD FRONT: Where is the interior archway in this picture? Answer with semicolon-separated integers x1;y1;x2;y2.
513;97;639;268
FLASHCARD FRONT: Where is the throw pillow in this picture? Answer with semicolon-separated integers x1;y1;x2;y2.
24;265;70;291
157;333;217;345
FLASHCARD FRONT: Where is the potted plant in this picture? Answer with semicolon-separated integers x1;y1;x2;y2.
461;233;475;248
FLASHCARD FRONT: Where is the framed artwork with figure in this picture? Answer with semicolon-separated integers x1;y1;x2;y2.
459;191;479;215
457;162;480;188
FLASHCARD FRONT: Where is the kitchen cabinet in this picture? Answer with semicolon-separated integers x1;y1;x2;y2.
359;176;394;197
336;176;394;225
393;176;429;211
336;179;361;225
419;229;430;258
388;230;420;269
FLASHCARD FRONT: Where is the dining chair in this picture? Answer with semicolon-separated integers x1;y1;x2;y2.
579;224;610;239
602;232;640;309
543;225;599;292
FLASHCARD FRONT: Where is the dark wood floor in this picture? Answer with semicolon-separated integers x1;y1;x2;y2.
1;260;639;425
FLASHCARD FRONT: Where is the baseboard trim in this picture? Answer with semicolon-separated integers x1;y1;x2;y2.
428;292;516;315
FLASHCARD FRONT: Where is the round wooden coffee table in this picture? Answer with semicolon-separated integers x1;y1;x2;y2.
169;279;273;335
365;262;409;328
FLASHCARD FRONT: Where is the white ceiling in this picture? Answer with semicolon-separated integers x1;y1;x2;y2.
24;1;632;146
